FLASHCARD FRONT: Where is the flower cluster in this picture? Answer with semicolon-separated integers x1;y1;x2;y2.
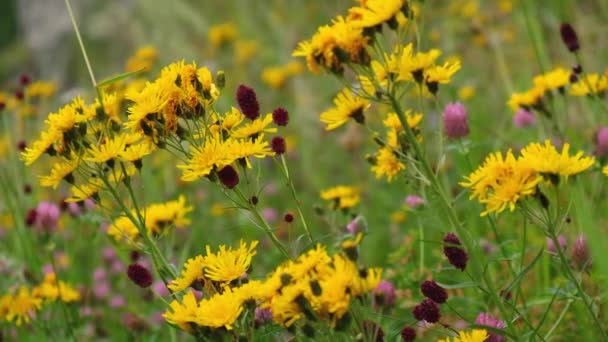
460;140;595;216
107;195;193;244
369;111;423;181
0;273;80;326
508;67;608;113
320;185;361;210
164;239;381;336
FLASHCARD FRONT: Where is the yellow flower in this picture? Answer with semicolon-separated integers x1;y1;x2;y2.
25;80;57;98
519;140;595;178
203;240;258;283
227;135;275;167
84;134;127;164
293;16;368;73
163;290;199;332
341;232;364;250
125;81;169;134
321;185;361;209
507;86;545;111
231;113;277;138
320;88;370;130
45;97;92;133
397;43;441;82
460;150;542;216
33;273;81;303
97;92;124;124
603;165;608;176
348;0;406;28
144;195;193;236
195;288;243;330
234;40;259;65
371;147;405;182
168;255;206;293
383;111;423;131
437;329;489;342
533;67;570;92
458;86;476;100
106;216;139;243
119;140;155;163
178;134;231;181
425;60;461;85
108;196;193;243
125;45;158;72
38;157;79;189
569;73;608;96
66;178;104;203
208;22;238;48
3;287;43;326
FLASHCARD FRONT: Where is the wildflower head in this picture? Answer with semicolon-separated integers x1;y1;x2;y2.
33;201;61;232
572;233;591;270
255;307;272;326
127;263;153;288
546;235;567;254
373;280;396;307
236;84;260;120
594;127;608;156
443;102;469;139
400;326;416;342
513;108;536;128
443;233;468;271
272;107;289;126
420;280;448;304
217;165;239;189
412;298;440;323
19;73;31;86
284;212;294;223
559;23;580;52
271;136;286;154
475;313;506;342
405;195;425;208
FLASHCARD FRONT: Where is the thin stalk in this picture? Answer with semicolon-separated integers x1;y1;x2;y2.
387;92;517;337
278;154;313;243
548;230;606;340
233;188;291;260
64;0;97;88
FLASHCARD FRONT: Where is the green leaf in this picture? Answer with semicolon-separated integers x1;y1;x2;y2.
96;69;144;88
503;247;544;294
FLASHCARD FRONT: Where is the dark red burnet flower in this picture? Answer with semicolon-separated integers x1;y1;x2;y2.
400;326;416;341
560;23;580;52
25;208;37;226
420;280;448;304
443;233;468;271
236;84;260;120
272;107;289;126
271;136;286;154
127;263;153;288
15;89;24;101
19;74;31;86
217;165;239;189
17;140;27;151
284;212;294;223
412;299;440;323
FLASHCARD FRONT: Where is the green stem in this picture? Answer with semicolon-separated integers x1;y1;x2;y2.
548;230;606;340
64;0;96;87
277;155;314;243
387;92;517;337
233;188;292;260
